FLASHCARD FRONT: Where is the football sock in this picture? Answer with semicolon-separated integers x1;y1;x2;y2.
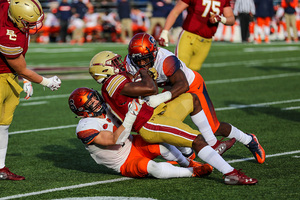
191;110;217;146
159;143;189;167
227;125;252;145
147;160;193;178
0;125;9;169
197;145;234;175
176;146;193;157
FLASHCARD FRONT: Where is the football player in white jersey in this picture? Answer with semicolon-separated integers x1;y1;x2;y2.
125;33;265;164
68;87;213;179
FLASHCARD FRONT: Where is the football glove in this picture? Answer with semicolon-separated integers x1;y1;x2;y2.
158;30;169;47
148;67;158;80
209;12;227;24
128;99;142;116
143;91;172;108
122;99;142;129
23;78;33;100
40;76;61;91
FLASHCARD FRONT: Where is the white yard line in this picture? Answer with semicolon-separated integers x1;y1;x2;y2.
1;150;299;200
18;72;300;103
203;56;300;68
205;72;300;84
3;72;300;199
11;98;300;135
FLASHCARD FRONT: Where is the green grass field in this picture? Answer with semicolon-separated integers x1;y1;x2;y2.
1;42;300;200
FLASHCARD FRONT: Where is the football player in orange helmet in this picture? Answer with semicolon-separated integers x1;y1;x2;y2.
0;0;61;180
68;87;213;179
89;50;258;185
125;33;265;165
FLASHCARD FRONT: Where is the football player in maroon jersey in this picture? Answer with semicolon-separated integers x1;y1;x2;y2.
0;0;61;180
159;0;235;71
89;51;258;185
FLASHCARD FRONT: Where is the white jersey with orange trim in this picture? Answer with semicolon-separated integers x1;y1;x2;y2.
125;48;196;87
76;116;132;173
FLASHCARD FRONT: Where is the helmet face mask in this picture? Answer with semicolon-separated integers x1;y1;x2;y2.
69;88;106;118
8;0;44;34
128;33;158;69
89;51;124;84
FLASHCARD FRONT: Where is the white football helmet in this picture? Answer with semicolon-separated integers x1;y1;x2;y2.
8;0;44;34
89;51;124;84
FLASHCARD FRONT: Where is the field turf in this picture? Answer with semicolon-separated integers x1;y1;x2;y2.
1;41;299;200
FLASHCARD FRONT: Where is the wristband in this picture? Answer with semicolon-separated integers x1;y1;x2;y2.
161;91;172;102
220;16;227;24
115;128;131;145
122;112;137;129
40;77;50;86
161;30;169;36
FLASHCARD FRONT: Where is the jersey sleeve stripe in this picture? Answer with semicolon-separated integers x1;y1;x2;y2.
106;75;126;97
0;44;23;56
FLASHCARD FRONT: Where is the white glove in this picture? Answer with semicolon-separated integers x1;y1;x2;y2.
158;30;169;47
122;99;142;129
23;78;33;100
40;76;61;91
143;91;172;108
128;99;142;116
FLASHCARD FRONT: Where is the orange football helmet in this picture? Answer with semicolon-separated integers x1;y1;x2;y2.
128;32;158;69
68;87;106;117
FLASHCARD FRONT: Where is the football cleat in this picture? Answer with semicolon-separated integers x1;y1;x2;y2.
192;164;213;177
245;133;265;164
188;158;213;170
224;169;257;185
212;138;236;156
0;167;25;181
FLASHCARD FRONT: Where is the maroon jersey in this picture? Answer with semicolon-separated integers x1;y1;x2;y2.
181;0;231;38
101;71;154;132
0;0;30;73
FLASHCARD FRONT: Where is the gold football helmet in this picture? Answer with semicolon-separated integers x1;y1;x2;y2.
89;51;124;84
8;0;44;34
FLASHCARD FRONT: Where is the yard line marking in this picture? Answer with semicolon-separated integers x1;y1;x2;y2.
9;125;77;135
19;94;69;102
203;56;300;68
10;98;300;135
243;46;300;52
0;177;132;200
282;106;300;110
215;99;300;111
19;101;48;106
1;150;299;200
205;72;300;84
227;150;300;163
28;48;93;53
18;72;300;103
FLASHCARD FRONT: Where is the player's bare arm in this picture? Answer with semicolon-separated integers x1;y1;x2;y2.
222;6;235;26
168;69;189;99
121;69;158;97
163;0;188;31
92;128;126;146
6;55;43;83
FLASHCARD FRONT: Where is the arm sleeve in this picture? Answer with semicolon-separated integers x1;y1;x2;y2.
162;56;181;77
77;129;100;144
